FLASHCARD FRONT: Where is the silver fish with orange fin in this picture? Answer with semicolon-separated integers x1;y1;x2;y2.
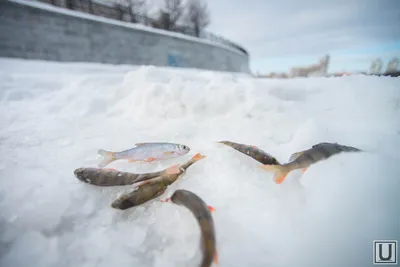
111;153;206;210
97;142;190;167
217;140;280;165
73;165;179;187
260;142;362;184
162;189;219;267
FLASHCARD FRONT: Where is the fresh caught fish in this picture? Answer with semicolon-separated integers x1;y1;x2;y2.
260;142;362;184
97;142;190;167
111;153;206;210
73;165;180;187
217;140;280;165
162;189;218;267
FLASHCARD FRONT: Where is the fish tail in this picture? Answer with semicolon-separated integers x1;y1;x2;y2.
213;249;219;265
97;149;117;167
165;164;181;175
208;205;216;212
191;152;206;161
259;164;290;184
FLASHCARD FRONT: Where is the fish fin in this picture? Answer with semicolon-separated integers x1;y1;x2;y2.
135;143;146;146
107;168;117;171
213;249;219;265
97;149;116;167
301;168;308;173
288;151;305;162
138;180;154;186
191;153;206;161
156;188;167;197
159;197;171;203
259;164;290;184
208;205;216;212
128;159;137;163
135;142;164;146
163;151;175;155
165;164;181;175
215;141;230;147
145;157;157;162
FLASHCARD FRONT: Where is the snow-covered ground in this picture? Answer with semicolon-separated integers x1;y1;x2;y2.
0;58;399;267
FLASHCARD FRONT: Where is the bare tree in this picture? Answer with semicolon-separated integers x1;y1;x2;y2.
184;0;210;37
137;0;152;25
386;57;399;73
153;0;184;30
113;0;146;22
88;0;93;14
370;58;383;75
66;0;73;9
114;3;126;20
124;0;146;22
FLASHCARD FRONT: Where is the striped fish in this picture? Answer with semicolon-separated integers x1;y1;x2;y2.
73;165;179;187
217;140;280;165
260;142;362;184
162;189;218;267
111;153;206;210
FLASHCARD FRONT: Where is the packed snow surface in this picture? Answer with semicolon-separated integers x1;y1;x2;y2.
0;58;399;267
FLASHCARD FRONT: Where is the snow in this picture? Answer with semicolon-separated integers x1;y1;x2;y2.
11;0;247;57
0;57;399;267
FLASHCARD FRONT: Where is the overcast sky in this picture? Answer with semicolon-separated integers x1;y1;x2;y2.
206;0;400;73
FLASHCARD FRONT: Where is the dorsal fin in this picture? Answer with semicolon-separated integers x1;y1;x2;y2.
288;150;305;162
135;143;146;146
135;142;165;147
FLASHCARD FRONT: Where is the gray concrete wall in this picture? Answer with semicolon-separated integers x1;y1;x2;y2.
0;0;250;73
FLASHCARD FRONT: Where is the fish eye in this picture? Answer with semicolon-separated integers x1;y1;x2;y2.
182;145;188;149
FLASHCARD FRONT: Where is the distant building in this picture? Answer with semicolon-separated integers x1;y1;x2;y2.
289;54;330;78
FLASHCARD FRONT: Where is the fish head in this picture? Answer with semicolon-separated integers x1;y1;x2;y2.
111;195;135;210
110;187;140;210
170;189;190;205
111;199;131;210
73;168;85;178
176;144;191;155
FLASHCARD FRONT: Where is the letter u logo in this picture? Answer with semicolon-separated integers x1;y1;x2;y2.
379;244;393;261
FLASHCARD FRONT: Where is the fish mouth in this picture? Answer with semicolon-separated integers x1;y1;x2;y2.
73;168;84;177
111;198;134;210
111;202;121;209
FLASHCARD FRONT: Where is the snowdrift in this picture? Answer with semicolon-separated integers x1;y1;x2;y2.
0;58;399;267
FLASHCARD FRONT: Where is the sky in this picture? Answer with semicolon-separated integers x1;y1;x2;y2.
102;0;399;74
205;0;400;74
